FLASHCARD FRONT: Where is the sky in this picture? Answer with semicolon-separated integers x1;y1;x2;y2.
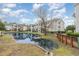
0;3;75;27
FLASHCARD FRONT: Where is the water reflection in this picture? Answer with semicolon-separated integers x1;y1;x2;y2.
13;33;58;51
32;38;58;51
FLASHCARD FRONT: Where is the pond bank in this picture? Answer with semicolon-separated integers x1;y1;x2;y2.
0;44;45;56
0;34;45;56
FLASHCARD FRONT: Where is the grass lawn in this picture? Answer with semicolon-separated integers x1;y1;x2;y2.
3;31;44;35
0;44;45;56
0;34;15;43
52;47;73;56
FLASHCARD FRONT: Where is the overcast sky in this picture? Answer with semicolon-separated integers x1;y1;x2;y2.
0;3;75;27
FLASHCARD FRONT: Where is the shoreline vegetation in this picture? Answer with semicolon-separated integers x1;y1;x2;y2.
0;31;79;56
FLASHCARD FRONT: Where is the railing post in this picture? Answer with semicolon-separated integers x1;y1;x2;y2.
61;35;63;43
59;34;60;41
58;34;60;40
71;37;74;47
58;34;60;41
65;35;67;45
60;34;62;41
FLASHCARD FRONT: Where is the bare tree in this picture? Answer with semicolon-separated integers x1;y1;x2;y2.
34;7;48;35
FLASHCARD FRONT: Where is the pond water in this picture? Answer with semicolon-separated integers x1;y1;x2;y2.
12;33;58;51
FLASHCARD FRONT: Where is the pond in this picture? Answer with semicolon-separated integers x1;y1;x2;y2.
12;33;58;51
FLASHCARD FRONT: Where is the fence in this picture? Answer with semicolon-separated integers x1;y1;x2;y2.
56;34;78;48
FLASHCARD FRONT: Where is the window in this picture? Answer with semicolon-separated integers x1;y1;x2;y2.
58;26;60;28
58;22;60;24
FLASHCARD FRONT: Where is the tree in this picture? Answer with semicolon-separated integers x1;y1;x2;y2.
65;25;75;32
34;7;48;35
0;21;5;30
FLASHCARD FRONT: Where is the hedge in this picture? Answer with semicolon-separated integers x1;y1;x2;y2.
66;32;79;37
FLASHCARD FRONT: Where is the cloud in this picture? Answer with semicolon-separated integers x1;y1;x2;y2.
15;9;29;14
53;7;66;14
0;4;16;15
32;18;41;24
3;3;16;8
2;8;11;13
48;3;65;11
0;15;6;22
63;16;74;27
19;18;32;24
48;3;66;19
32;3;44;11
51;7;66;19
0;6;31;23
64;16;69;19
7;9;29;17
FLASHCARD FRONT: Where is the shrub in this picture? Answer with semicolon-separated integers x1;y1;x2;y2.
66;31;79;37
73;32;79;37
65;25;75;32
66;30;72;35
0;21;5;30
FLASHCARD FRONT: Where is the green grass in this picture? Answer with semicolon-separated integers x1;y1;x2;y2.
4;31;44;35
0;44;45;56
52;47;73;56
0;34;15;43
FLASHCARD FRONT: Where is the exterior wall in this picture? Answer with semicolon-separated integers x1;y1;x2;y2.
57;20;64;31
37;24;41;32
22;26;27;31
5;24;28;31
32;24;41;32
5;25;12;30
75;4;79;32
47;19;64;32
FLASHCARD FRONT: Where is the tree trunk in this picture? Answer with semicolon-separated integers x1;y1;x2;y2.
41;18;47;35
41;24;47;35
